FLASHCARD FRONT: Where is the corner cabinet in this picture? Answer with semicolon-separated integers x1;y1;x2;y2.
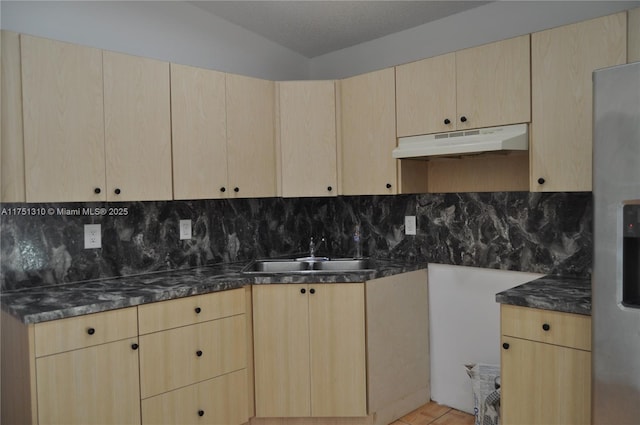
500;304;592;425
277;81;338;198
530;12;626;192
340;68;397;195
396;35;530;137
252;283;367;418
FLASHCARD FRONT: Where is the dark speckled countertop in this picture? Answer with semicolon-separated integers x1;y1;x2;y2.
0;259;426;324
495;275;591;316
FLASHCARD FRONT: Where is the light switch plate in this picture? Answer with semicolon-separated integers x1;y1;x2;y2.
179;219;192;240
84;224;101;249
405;216;417;235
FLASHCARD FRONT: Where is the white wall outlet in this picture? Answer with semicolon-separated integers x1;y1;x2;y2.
405;216;417;235
179;219;192;240
84;224;101;249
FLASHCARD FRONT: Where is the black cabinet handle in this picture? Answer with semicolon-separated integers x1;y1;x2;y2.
87;327;95;335
386;183;392;189
234;187;239;193
327;186;333;192
300;288;306;294
444;118;451;125
94;187;101;194
542;323;551;331
502;342;510;350
196;350;203;357
195;307;201;314
310;288;316;294
131;343;139;350
460;116;468;123
220;187;226;193
538;177;545;185
114;188;121;195
198;410;205;417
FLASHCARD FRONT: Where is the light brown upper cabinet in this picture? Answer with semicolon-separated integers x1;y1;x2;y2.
226;74;277;198
171;64;228;200
340;68;397;195
1;31;25;202
21;35;106;202
277;80;338;198
396;35;531;137
103;51;172;201
531;13;626;192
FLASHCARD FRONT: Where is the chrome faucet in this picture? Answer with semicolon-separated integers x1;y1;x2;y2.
309;237;326;258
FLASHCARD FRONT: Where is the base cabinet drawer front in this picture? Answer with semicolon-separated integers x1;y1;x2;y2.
139;314;247;398
501;304;591;350
501;336;591;425
34;307;138;357
138;288;246;334
36;339;141;425
141;369;249;425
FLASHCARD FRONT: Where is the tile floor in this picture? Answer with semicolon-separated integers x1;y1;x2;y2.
391;402;475;425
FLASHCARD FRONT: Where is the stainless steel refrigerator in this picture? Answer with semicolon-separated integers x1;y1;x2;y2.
593;61;640;424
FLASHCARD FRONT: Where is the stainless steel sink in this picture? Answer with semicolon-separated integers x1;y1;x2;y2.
311;258;374;271
242;258;374;273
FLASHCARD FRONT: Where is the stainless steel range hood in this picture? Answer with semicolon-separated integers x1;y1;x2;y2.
392;123;528;159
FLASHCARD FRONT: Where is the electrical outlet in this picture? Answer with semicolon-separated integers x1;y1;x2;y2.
84;224;101;249
405;216;417;235
179;219;192;240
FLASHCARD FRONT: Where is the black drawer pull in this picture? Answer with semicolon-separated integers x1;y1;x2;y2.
198;410;205;417
310;288;316;294
300;288;306;294
195;307;201;314
196;350;203;357
131;343;139;350
538;177;545;185
87;328;95;335
444;118;451;125
542;323;551;331
502;342;510;350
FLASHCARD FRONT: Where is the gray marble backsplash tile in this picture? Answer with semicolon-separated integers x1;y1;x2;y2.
0;192;592;291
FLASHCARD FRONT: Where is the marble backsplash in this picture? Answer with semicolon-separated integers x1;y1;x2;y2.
0;192;592;291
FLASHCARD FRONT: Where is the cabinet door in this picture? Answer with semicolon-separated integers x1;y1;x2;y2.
395;52;456;137
309;283;367;417
21;35;106;202
456;35;530;131
253;284;311;417
531;13;626;192
171;64;227;200
1;31;25;202
36;339;141;425
227;74;277;198
501;337;591;425
278;81;337;197
103;51;172;201
341;68;397;195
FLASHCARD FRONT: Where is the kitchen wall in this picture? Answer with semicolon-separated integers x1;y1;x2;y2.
0;192;592;291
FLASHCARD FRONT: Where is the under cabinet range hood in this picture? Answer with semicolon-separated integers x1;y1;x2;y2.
392;123;528;159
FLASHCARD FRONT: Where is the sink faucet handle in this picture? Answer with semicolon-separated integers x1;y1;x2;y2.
309;237;316;257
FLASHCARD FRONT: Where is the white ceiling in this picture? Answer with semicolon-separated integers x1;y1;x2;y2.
189;1;490;58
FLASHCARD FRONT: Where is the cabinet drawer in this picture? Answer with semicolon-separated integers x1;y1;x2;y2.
34;307;138;357
501;304;591;351
139;314;246;398
138;288;245;334
141;369;248;425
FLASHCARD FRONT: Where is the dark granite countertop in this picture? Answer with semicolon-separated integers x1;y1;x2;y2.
495;275;591;316
0;258;426;324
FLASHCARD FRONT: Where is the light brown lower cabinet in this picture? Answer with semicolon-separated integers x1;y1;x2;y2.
500;304;592;425
141;369;248;425
252;283;367;418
